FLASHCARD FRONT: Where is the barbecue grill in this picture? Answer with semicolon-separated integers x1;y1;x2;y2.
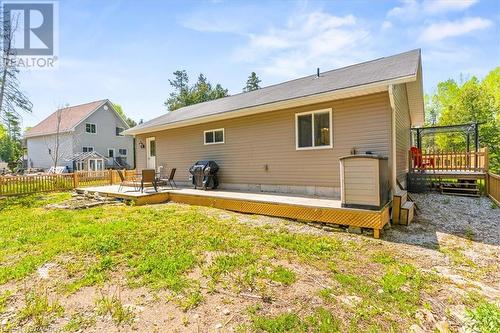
189;160;219;190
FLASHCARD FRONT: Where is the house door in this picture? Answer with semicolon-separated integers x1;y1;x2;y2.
146;137;156;169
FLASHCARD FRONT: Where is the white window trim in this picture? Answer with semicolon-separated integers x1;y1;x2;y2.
203;128;225;145
88;158;104;171
108;148;115;158
118;148;127;156
295;108;333;150
82;146;94;153
116;127;124;136
85;123;97;134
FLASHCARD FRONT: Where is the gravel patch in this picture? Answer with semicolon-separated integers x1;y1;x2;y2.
386;193;500;246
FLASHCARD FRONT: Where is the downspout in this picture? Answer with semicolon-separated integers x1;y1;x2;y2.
388;85;397;194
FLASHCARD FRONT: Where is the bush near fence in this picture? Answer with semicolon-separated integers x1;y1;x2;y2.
0;170;136;196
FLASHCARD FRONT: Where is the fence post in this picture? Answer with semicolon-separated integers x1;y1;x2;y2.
73;172;79;188
109;170;113;185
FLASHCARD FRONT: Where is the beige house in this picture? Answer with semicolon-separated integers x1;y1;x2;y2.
124;49;424;197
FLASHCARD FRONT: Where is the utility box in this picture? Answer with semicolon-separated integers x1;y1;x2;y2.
340;155;389;210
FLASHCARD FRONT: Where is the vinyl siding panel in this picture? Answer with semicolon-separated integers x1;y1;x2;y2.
406;61;424;126
26;133;74;169
135;92;391;191
74;103;135;168
392;84;411;183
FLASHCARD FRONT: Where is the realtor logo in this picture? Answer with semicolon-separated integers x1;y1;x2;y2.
1;1;58;68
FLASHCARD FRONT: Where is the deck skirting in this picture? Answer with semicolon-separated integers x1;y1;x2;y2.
79;186;390;238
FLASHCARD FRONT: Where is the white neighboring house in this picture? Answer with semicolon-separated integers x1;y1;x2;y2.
24;100;135;171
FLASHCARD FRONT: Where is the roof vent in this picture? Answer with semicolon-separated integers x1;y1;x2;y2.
316;68;320;78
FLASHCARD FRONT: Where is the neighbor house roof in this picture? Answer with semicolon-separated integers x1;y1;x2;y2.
66;151;105;162
125;49;423;135
24;99;121;138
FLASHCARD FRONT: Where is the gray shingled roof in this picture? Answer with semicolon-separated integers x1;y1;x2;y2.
127;49;420;134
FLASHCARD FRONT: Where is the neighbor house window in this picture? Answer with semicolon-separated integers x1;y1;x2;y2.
295;109;332;149
118;148;127;155
85;123;96;134
108;149;115;158
82;146;94;153
116;127;124;136
204;128;224;145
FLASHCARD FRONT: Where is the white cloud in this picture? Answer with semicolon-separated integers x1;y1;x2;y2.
388;0;479;20
381;21;393;30
420;17;493;42
423;0;478;14
233;11;371;78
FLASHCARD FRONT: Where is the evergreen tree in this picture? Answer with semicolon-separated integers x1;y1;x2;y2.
243;72;261;92
164;71;228;111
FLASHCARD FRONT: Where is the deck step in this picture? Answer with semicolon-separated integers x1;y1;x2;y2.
441;192;480;198
400;201;414;225
392;190;407;224
440;186;479;192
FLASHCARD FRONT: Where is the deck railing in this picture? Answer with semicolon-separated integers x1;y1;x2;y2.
0;170;136;196
410;148;488;173
487;172;500;206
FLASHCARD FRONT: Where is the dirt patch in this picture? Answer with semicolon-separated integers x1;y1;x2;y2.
45;191;121;210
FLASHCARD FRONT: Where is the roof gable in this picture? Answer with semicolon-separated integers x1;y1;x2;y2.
25;100;107;138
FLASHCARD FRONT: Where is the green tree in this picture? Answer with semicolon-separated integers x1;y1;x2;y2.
425;68;500;172
112;103;137;127
0;12;32;124
243;72;261;92
0;112;23;170
164;71;228;111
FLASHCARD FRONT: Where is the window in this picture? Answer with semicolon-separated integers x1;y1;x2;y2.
88;159;104;171
149;140;156;157
204;128;224;145
108;149;115;158
75;161;84;171
82;146;94;153
116;127;124;136
85;123;96;134
118;148;127;156
295;109;332;149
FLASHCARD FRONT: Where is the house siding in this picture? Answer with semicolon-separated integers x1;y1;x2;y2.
392;83;411;184
27;133;74;169
73;103;135;168
135;92;392;196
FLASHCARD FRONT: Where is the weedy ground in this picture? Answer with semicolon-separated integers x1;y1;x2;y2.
0;192;498;332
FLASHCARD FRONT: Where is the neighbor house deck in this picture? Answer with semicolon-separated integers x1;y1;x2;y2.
77;185;390;238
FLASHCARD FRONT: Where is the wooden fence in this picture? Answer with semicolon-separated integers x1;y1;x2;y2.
0;170;136;197
487;172;500;206
410;148;488;172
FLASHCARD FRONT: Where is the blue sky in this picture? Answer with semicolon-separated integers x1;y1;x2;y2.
19;0;500;129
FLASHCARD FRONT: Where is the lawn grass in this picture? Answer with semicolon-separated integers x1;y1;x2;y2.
0;192;488;332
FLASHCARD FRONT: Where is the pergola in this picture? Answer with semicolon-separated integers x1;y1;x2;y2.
411;122;480;152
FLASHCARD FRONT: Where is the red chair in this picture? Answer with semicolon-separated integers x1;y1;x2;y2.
410;147;435;170
410;147;423;169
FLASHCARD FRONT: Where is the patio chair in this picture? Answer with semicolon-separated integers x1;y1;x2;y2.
117;170;138;192
140;169;158;193
159;168;177;189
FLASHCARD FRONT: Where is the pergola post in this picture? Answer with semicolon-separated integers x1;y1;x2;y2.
474;122;479;169
416;128;421;150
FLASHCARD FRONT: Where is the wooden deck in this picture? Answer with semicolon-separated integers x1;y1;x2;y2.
78;185;391;238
